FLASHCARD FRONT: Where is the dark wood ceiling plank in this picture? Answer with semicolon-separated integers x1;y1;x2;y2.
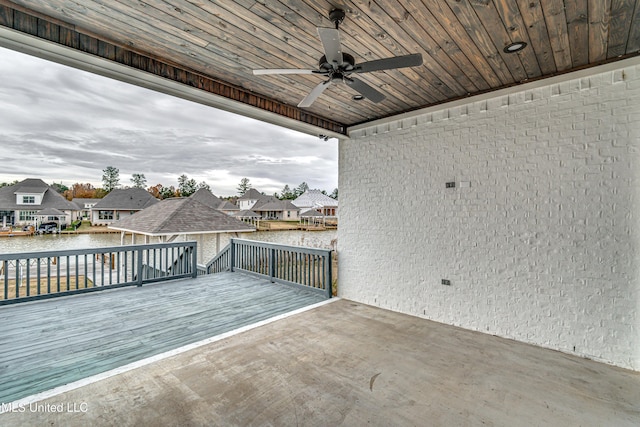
371;0;480;94
395;0;491;91
588;0;612;62
443;0;515;85
420;0;504;88
346;0;456;101
565;0;589;67
607;0;636;57
539;0;573;71
0;4;13;26
515;0;557;74
469;0;529;82
628;0;640;52
491;0;543;79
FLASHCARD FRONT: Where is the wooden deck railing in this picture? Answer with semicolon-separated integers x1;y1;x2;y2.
0;242;197;305
200;238;332;298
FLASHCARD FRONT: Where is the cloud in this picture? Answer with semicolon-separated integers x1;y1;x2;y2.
0;47;338;196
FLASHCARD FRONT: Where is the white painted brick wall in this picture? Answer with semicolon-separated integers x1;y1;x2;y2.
338;59;640;371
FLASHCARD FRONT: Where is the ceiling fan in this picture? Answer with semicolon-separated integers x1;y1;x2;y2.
252;9;423;108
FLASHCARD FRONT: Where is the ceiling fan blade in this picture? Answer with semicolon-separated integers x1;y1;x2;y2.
355;53;423;73
298;80;332;108
317;28;343;67
345;77;385;103
253;69;317;75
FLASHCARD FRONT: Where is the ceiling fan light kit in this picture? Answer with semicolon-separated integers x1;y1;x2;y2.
252;9;423;108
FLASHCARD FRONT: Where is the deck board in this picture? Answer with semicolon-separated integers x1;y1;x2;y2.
0;272;326;403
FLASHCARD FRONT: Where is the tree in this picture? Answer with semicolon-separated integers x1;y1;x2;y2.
178;174;197;197
147;184;163;199
279;184;294;200
130;173;147;189
197;181;211;191
50;182;68;194
0;180;18;188
160;185;177;199
330;188;338;199
63;183;98;200
102;166;120;193
294;182;309;197
237;177;251;195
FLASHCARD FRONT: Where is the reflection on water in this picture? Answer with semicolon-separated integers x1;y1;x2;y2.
0;230;338;262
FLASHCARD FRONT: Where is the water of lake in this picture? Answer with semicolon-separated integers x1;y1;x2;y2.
0;230;337;262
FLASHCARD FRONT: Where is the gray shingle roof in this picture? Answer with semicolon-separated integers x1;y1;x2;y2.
253;199;299;212
189;188;223;208
92;188;159;210
0;178;77;211
108;197;255;235
237;188;266;201
72;198;101;209
189;188;239;211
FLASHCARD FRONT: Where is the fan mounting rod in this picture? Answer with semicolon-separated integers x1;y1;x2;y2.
329;9;345;29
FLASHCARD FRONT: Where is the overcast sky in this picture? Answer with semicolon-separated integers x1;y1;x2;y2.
0;47;338;197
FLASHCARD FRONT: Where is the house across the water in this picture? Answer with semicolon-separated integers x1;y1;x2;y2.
0;178;76;227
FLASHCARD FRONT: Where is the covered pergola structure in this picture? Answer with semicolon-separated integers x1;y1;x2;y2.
0;0;638;389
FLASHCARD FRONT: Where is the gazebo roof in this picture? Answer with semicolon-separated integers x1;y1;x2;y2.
108;198;255;236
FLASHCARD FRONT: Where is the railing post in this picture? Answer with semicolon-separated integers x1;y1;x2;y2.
191;243;198;278
325;250;332;299
269;248;276;283
136;247;144;286
230;238;235;272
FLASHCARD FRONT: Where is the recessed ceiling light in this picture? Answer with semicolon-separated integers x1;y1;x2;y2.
352;94;364;101
504;42;527;53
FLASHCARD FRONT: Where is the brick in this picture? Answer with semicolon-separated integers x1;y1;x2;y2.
339;60;640;371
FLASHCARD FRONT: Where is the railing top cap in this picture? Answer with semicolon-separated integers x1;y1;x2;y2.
0;241;197;260
230;238;331;254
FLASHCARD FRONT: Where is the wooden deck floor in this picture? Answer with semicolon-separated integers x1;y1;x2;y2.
0;272;326;403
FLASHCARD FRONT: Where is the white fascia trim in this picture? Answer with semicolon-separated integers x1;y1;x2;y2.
348;55;640;135
0;27;346;140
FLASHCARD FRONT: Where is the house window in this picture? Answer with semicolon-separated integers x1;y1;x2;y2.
19;210;37;221
98;210;114;220
22;196;35;204
287;211;291;218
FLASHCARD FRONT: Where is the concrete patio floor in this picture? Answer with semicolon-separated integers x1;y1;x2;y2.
2;299;639;426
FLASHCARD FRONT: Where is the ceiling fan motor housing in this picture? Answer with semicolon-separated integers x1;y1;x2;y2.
319;53;355;71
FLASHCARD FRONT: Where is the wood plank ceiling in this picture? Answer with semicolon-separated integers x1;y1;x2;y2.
1;0;639;135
